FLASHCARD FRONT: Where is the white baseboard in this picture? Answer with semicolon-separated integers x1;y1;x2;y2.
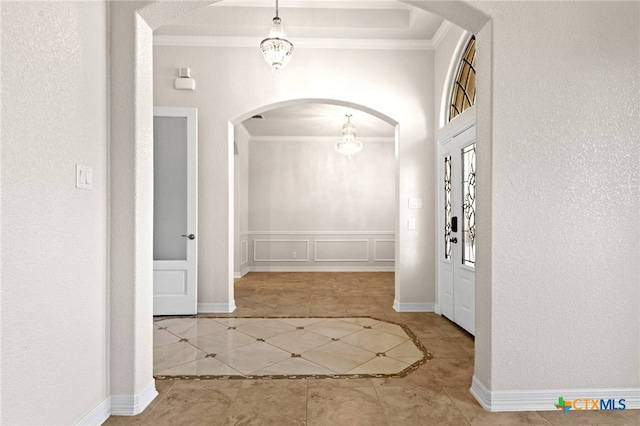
198;301;237;313
393;300;436;312
110;380;158;416
74;396;111;425
249;266;395;273
234;268;250;279
471;376;640;412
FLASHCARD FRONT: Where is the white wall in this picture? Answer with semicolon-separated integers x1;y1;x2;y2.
153;45;435;309
234;125;250;276
247;137;395;271
1;2;109;424
467;0;640;393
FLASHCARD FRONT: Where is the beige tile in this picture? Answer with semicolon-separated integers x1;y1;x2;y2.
347;356;410;375
422;338;474;359
235;319;297;339
223;385;306;425
307;386;388;426
153;341;207;374
444;386;552;425
143;387;239;425
420;357;475;387
303;341;375;373
215;341;292;375
305;319;364;339
341;329;409;353
153;329;181;348
170;379;244;390
266;329;332;353
339;317;381;327
155;317;229;339
375;385;470;425
188;329;256;355
385;340;426;364
307;377;374;388
275;317;326;327
254;357;337;376
372;321;409;337
538;407;640;425
155;356;244;376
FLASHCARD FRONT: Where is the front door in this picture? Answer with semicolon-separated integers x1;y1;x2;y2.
439;125;476;335
153;107;198;315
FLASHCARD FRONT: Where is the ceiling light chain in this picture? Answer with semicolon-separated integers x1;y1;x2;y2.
335;114;363;157
260;0;294;73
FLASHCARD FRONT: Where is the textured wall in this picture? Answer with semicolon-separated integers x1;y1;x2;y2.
249;139;395;232
1;2;108;423
153;45;435;307
470;1;640;391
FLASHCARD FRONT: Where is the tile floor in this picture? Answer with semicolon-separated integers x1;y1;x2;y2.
154;316;428;378
106;272;639;426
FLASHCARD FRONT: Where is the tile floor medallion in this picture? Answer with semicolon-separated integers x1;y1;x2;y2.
153;317;432;380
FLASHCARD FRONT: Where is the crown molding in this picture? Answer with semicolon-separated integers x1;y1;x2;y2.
154;35;436;50
249;135;395;143
431;20;453;49
213;0;413;10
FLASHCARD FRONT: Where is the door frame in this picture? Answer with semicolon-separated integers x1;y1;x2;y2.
436;121;476;333
152;106;198;315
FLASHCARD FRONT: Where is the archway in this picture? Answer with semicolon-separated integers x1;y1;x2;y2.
229;99;399;307
109;0;491;413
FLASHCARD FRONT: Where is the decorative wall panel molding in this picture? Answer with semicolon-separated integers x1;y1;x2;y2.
253;239;310;262
314;239;369;262
374;239;395;262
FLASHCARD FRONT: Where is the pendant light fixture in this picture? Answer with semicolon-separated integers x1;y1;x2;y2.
335;114;363;157
260;0;294;73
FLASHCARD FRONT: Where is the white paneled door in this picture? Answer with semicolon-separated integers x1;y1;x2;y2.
439;125;476;335
153;107;198;315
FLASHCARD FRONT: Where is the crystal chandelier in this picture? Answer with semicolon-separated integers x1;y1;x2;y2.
335;114;363;157
259;0;294;72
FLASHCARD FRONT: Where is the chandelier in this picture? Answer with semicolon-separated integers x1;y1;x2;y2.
335;114;363;157
259;0;294;72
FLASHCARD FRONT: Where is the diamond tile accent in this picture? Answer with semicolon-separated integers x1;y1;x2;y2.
153;316;431;379
215;341;292;375
341;329;408;353
302;341;375;373
267;329;332;354
305;319;363;339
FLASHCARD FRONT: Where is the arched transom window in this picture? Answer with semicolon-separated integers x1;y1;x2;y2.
449;35;476;122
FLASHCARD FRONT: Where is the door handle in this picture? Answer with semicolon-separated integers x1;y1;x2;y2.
450;237;458;243
181;234;195;240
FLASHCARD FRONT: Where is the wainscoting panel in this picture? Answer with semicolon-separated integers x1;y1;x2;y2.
243;232;395;273
240;240;248;265
315;239;369;262
253;239;310;262
374;239;395;262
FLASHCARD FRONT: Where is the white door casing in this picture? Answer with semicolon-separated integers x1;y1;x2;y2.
438;124;476;335
153;107;198;315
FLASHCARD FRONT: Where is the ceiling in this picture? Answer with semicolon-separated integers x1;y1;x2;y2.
155;0;448;138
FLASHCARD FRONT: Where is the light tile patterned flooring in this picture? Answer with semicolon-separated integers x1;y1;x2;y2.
106;272;639;425
154;316;427;377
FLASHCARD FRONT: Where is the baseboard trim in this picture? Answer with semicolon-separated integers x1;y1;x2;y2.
110;380;158;416
393;301;436;312
234;268;249;279
248;266;395;273
74;396;111;425
198;301;237;313
470;376;640;412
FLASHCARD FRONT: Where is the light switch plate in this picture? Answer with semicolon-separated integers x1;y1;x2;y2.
76;164;92;190
407;218;416;230
408;198;422;209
